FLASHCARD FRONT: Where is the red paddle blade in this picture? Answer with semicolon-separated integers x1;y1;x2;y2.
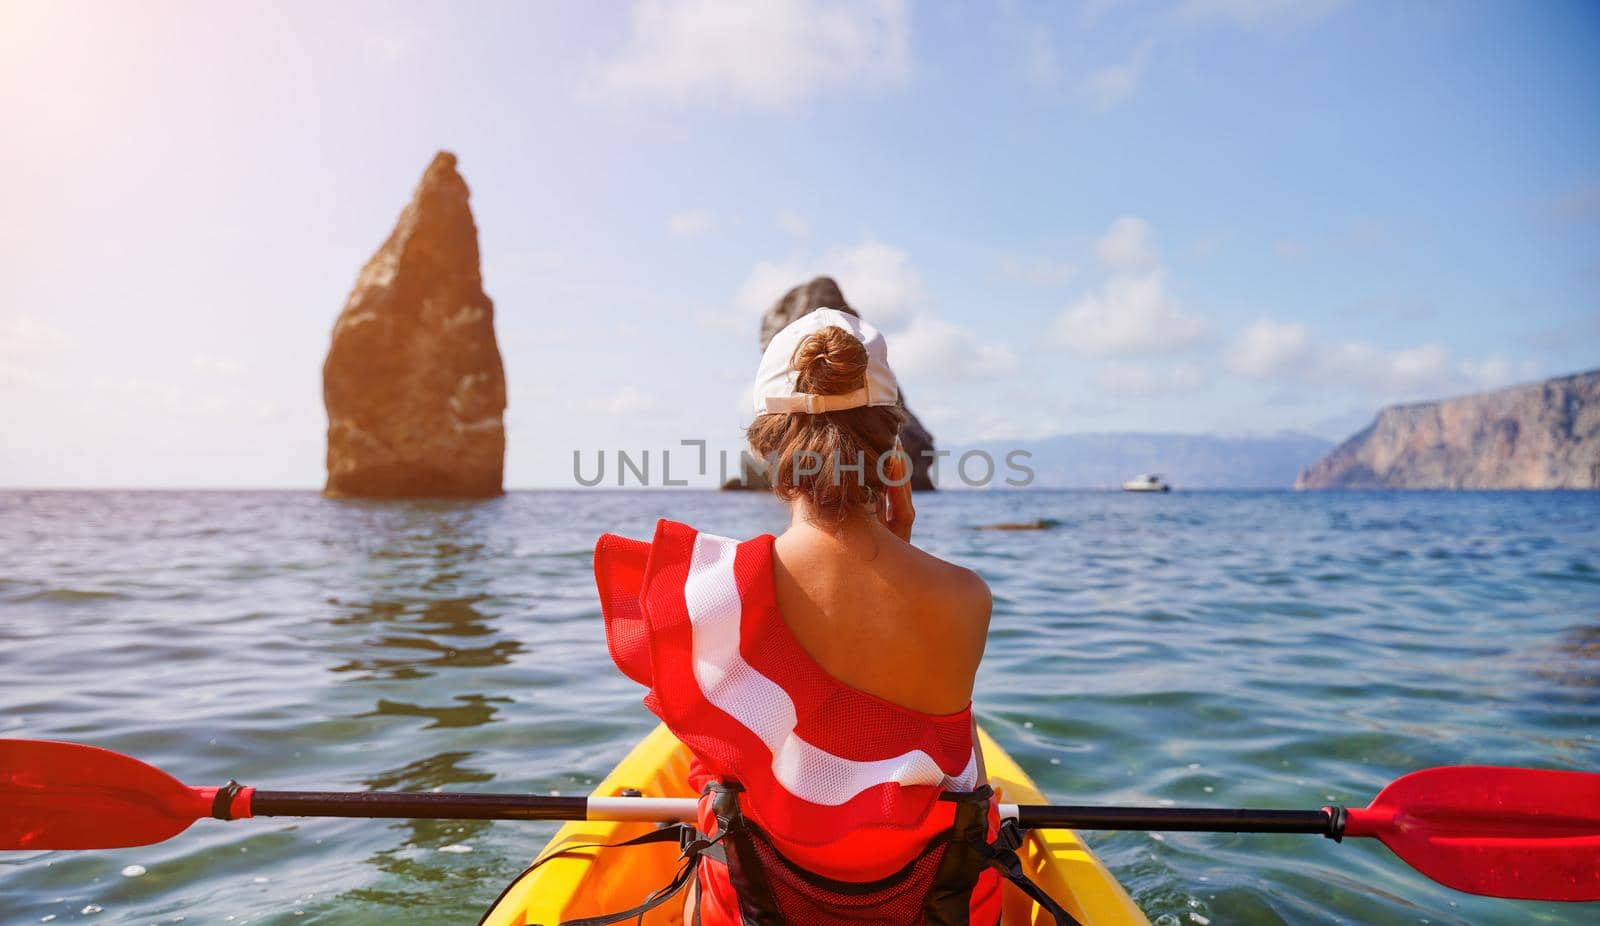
0;739;211;850
1344;765;1600;901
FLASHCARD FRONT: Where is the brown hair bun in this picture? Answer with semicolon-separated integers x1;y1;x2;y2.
745;325;904;520
790;326;868;396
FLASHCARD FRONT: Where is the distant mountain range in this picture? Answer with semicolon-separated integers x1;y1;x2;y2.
956;432;1334;489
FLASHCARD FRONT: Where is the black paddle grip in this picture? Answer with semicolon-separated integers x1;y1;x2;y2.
249;790;590;821
1014;804;1338;836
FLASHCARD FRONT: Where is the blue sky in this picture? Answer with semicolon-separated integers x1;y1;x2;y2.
1;0;1596;487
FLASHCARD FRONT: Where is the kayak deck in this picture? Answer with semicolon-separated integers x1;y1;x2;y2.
481;723;1149;925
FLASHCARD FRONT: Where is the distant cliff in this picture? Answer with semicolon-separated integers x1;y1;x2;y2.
1296;369;1600;490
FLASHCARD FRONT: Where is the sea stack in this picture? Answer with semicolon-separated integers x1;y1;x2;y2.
1295;368;1600;490
322;152;507;498
729;276;938;491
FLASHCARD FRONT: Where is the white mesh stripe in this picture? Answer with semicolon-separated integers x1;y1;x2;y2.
684;532;979;806
683;532;797;748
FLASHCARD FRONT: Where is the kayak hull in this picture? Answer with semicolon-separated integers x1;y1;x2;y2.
481;723;1149;925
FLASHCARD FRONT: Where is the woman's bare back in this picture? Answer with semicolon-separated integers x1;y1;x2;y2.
772;519;991;716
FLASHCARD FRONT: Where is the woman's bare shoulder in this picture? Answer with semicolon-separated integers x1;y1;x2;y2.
894;545;993;641
894;541;989;597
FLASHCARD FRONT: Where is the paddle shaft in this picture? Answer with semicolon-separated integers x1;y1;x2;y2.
251;791;1019;824
249;790;1343;836
251;790;685;822
255;790;591;821
1016;804;1342;836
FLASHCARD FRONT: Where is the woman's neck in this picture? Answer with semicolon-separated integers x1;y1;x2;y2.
786;499;881;537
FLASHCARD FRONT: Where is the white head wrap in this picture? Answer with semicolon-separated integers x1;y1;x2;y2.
752;308;899;416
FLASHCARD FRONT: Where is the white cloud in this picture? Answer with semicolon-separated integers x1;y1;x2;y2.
692;307;752;336
1274;239;1308;259
1096;361;1207;396
1228;319;1312;378
668;209;715;238
1055;218;1207;356
735;239;1014;389
1188;233;1225;259
1093;215;1158;269
0;313;67;387
586;386;660;416
504;323;581;348
1228;318;1523;397
1459;355;1516;387
777;210;812;239
1080;0;1137;27
0;312;66;357
484;247;570;288
1177;0;1346;30
360;21;423;65
587;0;911;108
1082;41;1151;111
1320;342;1459;395
891;316;1017;382
831;241;925;327
87;375;234;415
1054;269;1207;356
918;391;1083;443
737;257;809;314
0;362;47;386
1021;27;1060;89
193;353;245;376
736;237;923;329
251;400;282;422
996;255;1075;287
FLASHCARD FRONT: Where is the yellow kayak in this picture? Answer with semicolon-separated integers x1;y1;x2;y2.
481;723;1150;925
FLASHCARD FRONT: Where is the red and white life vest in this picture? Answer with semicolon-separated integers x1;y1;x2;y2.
595;520;1001;924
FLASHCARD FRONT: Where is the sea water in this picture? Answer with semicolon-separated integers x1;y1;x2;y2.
1;489;1595;925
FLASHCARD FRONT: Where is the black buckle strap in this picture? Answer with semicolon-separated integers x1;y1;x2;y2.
556;825;728;926
704;780;784;925
556;853;700;926
969;819;1085;926
938;783;996;805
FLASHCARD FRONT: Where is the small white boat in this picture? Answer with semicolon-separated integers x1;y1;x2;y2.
1121;473;1170;492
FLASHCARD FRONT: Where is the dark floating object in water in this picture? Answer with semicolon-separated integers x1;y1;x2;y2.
975;519;1059;531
